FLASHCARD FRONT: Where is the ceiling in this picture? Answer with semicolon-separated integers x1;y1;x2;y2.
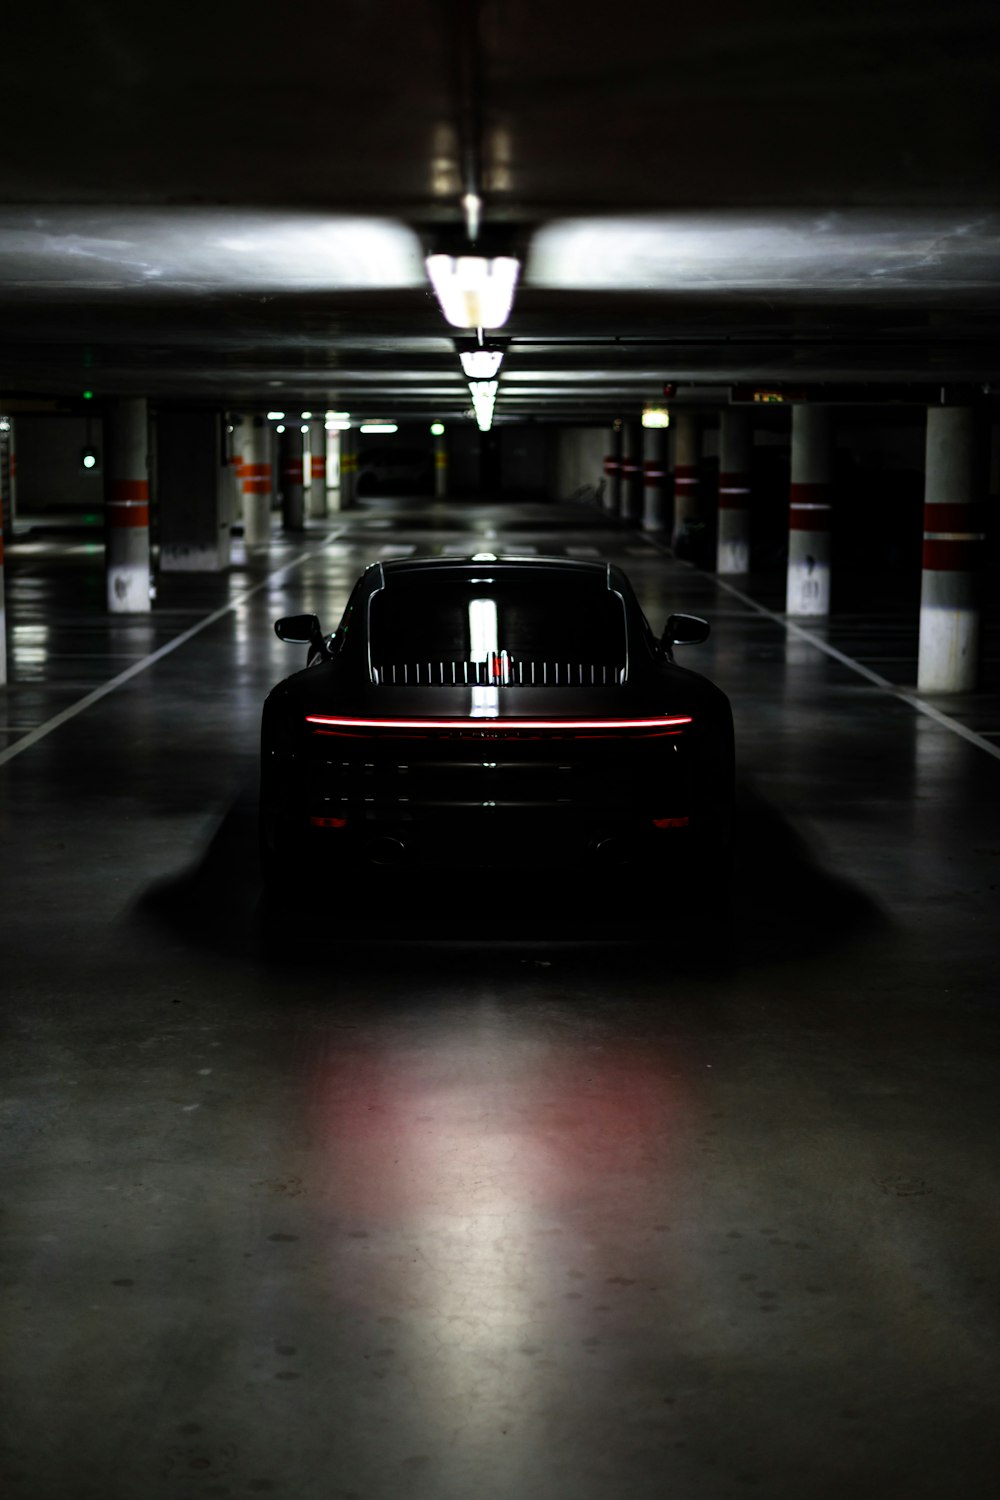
2;0;1000;420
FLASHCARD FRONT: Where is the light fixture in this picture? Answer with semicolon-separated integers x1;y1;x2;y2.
642;407;671;429
266;410;285;421
468;379;498;431
460;348;504;379
300;424;309;434
325;410;350;431
426;254;520;329
300;410;313;419
275;424;286;434
359;422;398;434
462;192;482;240
430;422;445;436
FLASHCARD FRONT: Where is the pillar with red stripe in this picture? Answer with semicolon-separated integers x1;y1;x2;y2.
786;406;832;615
602;422;622;515
620;420;643;524
918;406;986;692
641;424;668;532
671;411;699;549
105;397;151;613
242;416;273;547
308;419;328;519
717;409;752;573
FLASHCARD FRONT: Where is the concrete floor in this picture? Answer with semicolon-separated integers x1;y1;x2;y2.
2;498;999;1500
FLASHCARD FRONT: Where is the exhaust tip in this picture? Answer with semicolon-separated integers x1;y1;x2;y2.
593;836;631;865
366;835;407;867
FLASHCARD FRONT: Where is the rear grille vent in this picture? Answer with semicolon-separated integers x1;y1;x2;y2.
372;658;626;687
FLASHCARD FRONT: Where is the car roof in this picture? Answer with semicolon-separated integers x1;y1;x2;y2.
378;554;614;582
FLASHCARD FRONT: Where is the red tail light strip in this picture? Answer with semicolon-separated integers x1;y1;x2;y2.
305;714;692;731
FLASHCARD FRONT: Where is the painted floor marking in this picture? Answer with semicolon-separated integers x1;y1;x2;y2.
639;537;1000;766
0;529;345;768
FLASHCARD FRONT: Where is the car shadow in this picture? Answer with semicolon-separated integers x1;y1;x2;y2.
132;776;887;979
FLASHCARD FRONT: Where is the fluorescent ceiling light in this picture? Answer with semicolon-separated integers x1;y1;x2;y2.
300;410;313;419
430;422;445;435
266;410;285;420
426;254;520;329
460;349;504;379
468;378;498;432
359;422;398;434
642;408;671;428
275;424;286;433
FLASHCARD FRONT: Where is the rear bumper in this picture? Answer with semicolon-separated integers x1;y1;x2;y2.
264;804;722;873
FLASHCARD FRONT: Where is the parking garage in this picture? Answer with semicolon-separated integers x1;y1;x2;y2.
2;4;1000;1498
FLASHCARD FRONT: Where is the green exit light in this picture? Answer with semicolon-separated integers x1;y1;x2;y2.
83;390;94;400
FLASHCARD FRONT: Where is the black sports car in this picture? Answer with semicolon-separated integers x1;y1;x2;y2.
260;555;734;885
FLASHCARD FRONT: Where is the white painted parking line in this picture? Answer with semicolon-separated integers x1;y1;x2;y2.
0;529;346;768
639;536;1000;766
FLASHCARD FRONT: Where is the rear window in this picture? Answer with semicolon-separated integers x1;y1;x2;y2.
368;573;628;686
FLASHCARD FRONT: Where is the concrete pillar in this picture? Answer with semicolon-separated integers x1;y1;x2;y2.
157;410;231;572
104;397;151;613
340;428;357;509
717;409;752;574
0;421;7;686
280;425;305;531
6;416;16;529
641;426;668;531
326;428;342;511
434;430;448;498
229;416;246;524
307;420;328;518
917;406;986;692
620;420;643;524
242;417;272;547
786;406;833;616
671;412;699;548
602;423;622;515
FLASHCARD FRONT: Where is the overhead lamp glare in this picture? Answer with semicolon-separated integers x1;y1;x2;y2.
266;410;285;421
460;349;504;379
642;407;671;429
300;410;313;420
430;422;445;436
359;422;398;434
426;254;520;330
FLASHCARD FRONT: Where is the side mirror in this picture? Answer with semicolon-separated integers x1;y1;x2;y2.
274;613;323;646
662;612;710;648
274;614;334;664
